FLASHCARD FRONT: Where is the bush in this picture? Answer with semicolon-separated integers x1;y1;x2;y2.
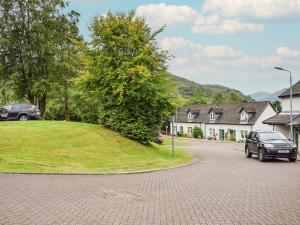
192;127;203;139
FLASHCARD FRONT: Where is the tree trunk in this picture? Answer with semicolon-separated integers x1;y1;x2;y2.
39;94;47;119
63;82;70;121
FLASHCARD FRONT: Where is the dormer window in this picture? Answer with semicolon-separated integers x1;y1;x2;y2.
240;110;248;121
188;112;193;120
210;111;216;121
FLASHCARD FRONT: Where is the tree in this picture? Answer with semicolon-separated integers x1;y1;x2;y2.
272;100;282;113
0;0;80;117
87;11;173;143
212;91;226;105
188;88;208;105
226;91;244;103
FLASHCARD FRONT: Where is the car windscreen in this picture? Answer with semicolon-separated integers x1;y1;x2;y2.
258;132;287;141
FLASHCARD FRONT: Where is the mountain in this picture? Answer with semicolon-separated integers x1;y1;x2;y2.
167;73;253;102
250;89;286;102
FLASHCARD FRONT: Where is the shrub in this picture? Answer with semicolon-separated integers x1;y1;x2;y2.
192;127;203;139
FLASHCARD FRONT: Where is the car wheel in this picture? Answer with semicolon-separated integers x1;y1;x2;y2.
19;114;28;121
258;149;265;162
245;146;252;158
288;155;297;162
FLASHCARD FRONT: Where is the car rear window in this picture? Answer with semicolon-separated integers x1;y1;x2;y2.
21;104;31;111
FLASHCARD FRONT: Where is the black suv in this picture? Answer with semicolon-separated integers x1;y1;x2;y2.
0;103;40;121
245;131;298;162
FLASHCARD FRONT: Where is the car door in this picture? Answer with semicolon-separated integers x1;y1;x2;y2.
251;132;259;154
7;104;20;120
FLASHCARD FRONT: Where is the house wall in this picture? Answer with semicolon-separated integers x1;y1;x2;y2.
281;96;300;111
252;104;277;131
205;123;252;141
170;122;204;136
274;125;290;139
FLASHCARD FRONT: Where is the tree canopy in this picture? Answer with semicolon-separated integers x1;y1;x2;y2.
86;11;173;143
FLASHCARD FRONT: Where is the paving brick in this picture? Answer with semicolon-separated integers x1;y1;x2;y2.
0;140;299;225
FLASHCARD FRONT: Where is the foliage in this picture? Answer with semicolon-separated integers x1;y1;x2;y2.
188;88;208;105
0;0;81;116
272;100;282;113
0;121;193;173
212;91;226;104
86;11;173;143
192;127;203;139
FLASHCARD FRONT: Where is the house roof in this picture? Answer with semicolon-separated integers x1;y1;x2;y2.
175;101;271;125
278;80;300;98
263;114;300;125
209;107;223;114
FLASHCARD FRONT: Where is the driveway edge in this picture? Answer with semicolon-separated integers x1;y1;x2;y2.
0;158;198;176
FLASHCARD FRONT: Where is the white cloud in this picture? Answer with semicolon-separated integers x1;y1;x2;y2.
192;14;264;34
276;47;300;57
202;0;300;19
136;3;198;29
160;37;241;58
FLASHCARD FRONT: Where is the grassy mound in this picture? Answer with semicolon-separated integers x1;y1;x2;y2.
0;121;193;173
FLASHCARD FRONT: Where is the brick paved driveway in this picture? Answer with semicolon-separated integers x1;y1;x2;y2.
0;140;300;225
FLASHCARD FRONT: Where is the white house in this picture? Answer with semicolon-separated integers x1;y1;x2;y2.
263;80;300;143
170;101;276;141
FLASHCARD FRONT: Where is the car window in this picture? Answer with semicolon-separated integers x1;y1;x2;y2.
247;132;253;139
11;105;20;111
4;105;12;110
21;104;30;111
258;132;287;141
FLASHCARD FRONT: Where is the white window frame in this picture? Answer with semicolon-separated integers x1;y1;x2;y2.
210;111;216;121
209;128;215;137
188;112;193;120
240;110;248;121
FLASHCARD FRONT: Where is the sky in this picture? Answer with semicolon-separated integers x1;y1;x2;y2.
68;0;300;95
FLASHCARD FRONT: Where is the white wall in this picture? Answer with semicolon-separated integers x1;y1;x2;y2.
274;125;290;139
281;97;300;112
205;123;252;141
170;122;204;136
252;104;277;131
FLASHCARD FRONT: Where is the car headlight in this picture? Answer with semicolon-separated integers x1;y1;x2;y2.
291;143;297;148
264;144;274;149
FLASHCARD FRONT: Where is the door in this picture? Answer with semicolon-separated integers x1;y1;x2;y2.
251;132;259;154
8;104;20;120
219;129;225;141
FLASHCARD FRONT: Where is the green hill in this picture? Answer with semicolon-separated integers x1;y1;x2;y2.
0;121;192;173
167;73;253;102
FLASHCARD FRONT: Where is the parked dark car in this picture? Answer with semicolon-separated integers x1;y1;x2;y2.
245;131;298;162
0;103;40;121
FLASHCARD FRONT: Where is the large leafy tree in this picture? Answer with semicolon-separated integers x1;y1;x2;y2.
0;0;80;117
87;11;173;143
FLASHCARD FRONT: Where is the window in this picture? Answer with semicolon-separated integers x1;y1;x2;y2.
240;110;248;121
188;112;193;120
188;127;193;134
210;112;216;120
180;126;183;133
11;105;20;111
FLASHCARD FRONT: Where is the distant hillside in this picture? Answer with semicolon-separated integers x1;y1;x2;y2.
167;73;253;102
250;89;286;102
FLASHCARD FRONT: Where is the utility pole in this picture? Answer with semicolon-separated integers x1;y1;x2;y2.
172;116;174;158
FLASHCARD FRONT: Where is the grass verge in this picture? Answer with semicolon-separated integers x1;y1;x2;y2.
0;121;193;173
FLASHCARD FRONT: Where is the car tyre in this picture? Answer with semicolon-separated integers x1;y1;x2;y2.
245;146;252;158
288;155;297;162
19;114;28;121
258;149;266;162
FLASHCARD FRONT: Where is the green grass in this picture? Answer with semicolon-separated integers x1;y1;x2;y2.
0;121;193;173
163;136;191;146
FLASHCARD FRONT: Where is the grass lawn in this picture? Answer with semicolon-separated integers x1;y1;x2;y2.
163;136;191;146
0;121;193;173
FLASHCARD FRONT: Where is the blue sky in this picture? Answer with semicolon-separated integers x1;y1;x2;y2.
68;0;300;95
